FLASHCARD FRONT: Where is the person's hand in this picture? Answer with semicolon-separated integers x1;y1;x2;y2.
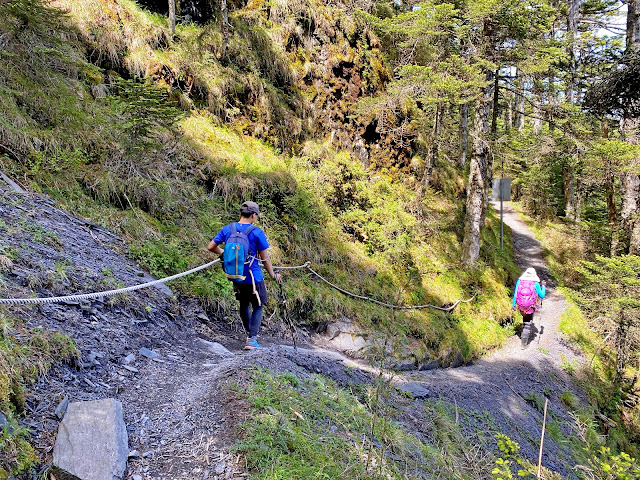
511;306;516;311
273;272;282;283
541;280;547;287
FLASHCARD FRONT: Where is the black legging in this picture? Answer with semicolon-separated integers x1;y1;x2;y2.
239;296;263;338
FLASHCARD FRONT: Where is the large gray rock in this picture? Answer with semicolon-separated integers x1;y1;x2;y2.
53;399;128;480
329;332;367;352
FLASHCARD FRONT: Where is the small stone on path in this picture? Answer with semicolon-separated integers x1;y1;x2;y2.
139;347;159;359
54;397;69;420
398;382;431;398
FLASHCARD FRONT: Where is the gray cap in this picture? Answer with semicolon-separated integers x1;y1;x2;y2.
241;201;260;217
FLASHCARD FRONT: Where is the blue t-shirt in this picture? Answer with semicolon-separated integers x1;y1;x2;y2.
213;223;269;284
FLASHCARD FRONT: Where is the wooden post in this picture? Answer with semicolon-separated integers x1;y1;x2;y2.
537;398;549;478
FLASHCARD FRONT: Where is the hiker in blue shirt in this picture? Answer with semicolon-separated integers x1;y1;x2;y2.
512;267;546;347
208;201;281;350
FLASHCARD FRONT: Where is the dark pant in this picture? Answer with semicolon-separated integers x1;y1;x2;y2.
234;280;268;338
521;311;535;345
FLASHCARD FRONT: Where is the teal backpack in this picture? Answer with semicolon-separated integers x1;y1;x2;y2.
222;224;256;281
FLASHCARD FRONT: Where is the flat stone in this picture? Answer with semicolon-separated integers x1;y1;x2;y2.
152;282;172;296
123;365;138;373
52;398;128;480
215;460;226;474
123;354;136;365
328;332;367;352
199;339;233;358
139;347;159;359
55;397;69;420
418;360;440;371
128;450;140;458
451;350;465;368
196;312;209;322
394;360;417;372
132;475;143;480
325;318;361;340
398;382;431;398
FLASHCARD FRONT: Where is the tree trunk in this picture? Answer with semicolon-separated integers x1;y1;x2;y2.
168;0;176;34
562;164;575;220
620;1;640;254
459;103;469;168
615;310;630;385
424;103;444;187
566;0;580;103
221;0;229;56
575;176;583;223
514;70;525;130
606;169;619;257
462;73;494;267
532;78;543;134
504;91;513;132
490;69;499;138
628;0;640;49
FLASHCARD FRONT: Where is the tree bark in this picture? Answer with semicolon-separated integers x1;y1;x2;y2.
566;0;580;103
615;310;631;385
490;69;499;138
514;70;525;130
424;102;444;187
621;1;640;254
621;164;640;255
221;0;229;56
462;73;494;267
562;164;575;220
628;0;640;49
532;78;543;135
168;0;176;35
575;176;583;223
606;169;619;257
459;103;469;168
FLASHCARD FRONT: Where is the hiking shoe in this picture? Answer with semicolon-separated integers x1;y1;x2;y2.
244;337;260;350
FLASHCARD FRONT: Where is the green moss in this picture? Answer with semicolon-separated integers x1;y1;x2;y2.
0;313;78;475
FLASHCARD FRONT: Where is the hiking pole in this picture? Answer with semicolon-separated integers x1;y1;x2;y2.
537;296;543;345
537;281;546;345
276;269;298;350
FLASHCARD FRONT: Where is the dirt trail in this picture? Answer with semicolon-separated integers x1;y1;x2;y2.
1;188;588;479
401;201;585;475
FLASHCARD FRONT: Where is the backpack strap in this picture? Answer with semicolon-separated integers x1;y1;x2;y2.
229;223;237;235
244;225;256;237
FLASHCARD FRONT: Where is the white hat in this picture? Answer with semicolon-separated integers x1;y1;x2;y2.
519;267;540;282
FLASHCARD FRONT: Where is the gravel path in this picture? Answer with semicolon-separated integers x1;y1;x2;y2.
400;201;586;476
2;187;589;479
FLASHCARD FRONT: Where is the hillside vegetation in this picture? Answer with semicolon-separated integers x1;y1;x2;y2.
0;0;517;367
5;0;640;477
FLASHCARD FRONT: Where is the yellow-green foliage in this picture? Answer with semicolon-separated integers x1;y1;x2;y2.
1;0;519;365
558;292;601;358
511;204;586;286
